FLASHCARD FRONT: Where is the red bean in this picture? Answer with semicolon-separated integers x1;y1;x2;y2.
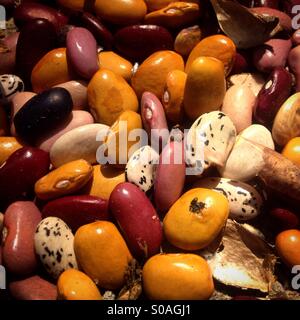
9;275;57;300
269;208;299;231
0;147;50;210
154;140;186;213
109;182;163;259
2;201;42;275
75;12;114;50
288;45;300;92
114;25;173;62
15;18;57;87
255;67;292;127
13;2;68;32
42;195;109;232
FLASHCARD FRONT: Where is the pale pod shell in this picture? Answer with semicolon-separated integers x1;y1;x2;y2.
125;145;159;192
34;217;78;279
186;111;237;174
193;177;263;221
219;124;274;181
50;124;109;168
228;73;265;97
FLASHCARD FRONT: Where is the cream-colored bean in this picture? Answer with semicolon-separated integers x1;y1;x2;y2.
50;124;109;168
228;73;265;97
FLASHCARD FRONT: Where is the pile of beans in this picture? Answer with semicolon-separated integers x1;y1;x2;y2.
0;0;300;300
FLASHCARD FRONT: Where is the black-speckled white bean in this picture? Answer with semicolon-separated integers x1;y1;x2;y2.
0;74;24;101
186;111;237;173
34;217;78;279
194;177;263;221
125;145;159;192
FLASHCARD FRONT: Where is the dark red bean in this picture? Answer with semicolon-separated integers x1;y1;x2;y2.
9;275;57;300
252;0;279;8
230;51;250;75
2;201;42;275
114;25;173;62
14;88;73;143
254;67;292;127
15;18;57;87
42;195;109;232
75;12;114;50
109;182;163;259
269;208;299;231
0;147;50;210
13;2;68;32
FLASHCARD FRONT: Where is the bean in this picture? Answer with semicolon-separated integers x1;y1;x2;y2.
13;2;68;32
288;45;300;92
42;195;109;232
0;147;50;210
0;137;23;166
109;182;163;259
15;19;57;87
154;140;186;213
14;87;73;143
255;67;292;127
66;27;99;79
114;25;173;62
2;201;42;275
9;275;57;300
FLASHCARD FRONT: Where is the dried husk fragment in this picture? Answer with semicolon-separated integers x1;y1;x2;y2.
206;220;276;292
117;259;142;300
210;0;279;48
246;140;300;203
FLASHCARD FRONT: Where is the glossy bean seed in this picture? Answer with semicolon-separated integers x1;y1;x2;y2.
9;275;57;300
255;67;292;127
0;147;50;210
109;182;163;259
0;137;23;165
174;25;202;57
35;159;93;200
2;201;42;275
16;19;57;87
288;45;300;92
114;25;173;62
14;88;73;143
66;27;99;79
42;195;109;232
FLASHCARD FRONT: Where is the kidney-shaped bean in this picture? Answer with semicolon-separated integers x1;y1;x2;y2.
154;140;186;213
42;195;109;232
13;2;68;32
114;25;173;62
252;38;292;73
0;147;50;210
255;67;292;127
16;18;57;87
14;87;73;143
109;182;163;259
9;275;57;300
2;201;42;275
66;27;99;79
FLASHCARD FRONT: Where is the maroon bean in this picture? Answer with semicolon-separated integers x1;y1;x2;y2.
230;51;250;75
15;18;57;87
250;7;292;31
0;147;50;210
109;182;163;259
269;208;299;231
0;32;19;74
154;140;186;213
254;67;292;127
2;201;42;275
281;0;300;18
114;25;173;62
42;195;109;232
9;275;57;300
75;12;114;50
252;38;292;73
252;0;279;8
288;45;300;91
141;92;169;149
13;2;68;32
